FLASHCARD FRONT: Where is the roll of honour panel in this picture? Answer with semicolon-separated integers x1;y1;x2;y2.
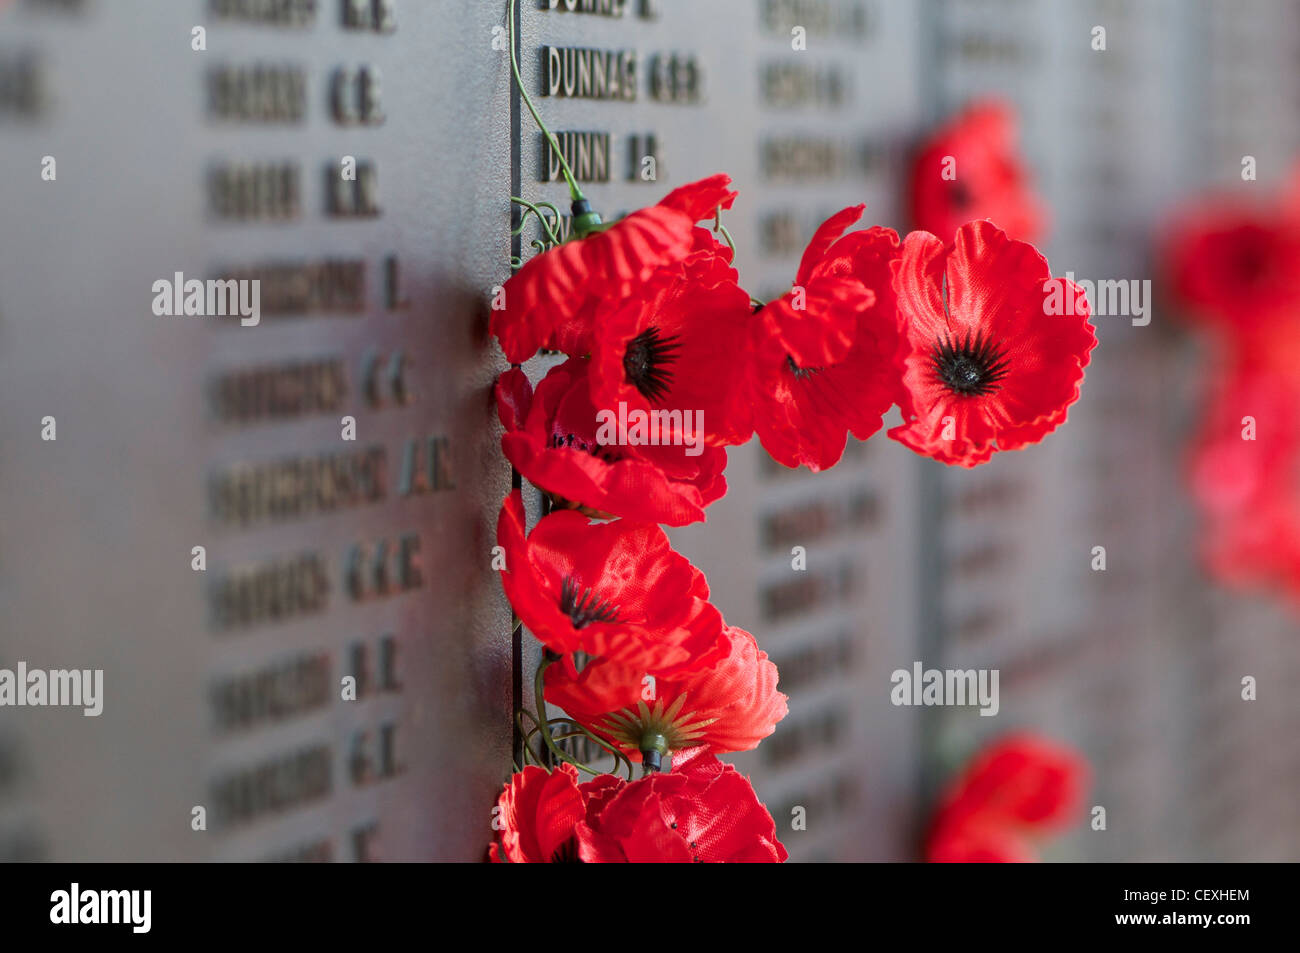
0;0;511;861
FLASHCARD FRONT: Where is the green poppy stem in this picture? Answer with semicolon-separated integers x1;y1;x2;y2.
510;196;562;247
507;0;583;204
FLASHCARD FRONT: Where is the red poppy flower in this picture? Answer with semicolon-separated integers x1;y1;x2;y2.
749;209;903;470
1161;202;1300;333
926;734;1088;863
1189;363;1300;594
1198;489;1300;599
587;246;756;449
889;221;1097;467
489;764;633;863
491;175;737;363
576;747;788;863
926;825;1035;864
496;490;725;676
488;763;590;863
544;625;788;765
909;99;1045;244
1189;363;1300;516
495;360;728;526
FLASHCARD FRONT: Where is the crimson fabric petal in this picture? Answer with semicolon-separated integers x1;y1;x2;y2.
501;357;728;526
889;221;1097;467
544;625;788;761
758;205;873;369
496;490;725;676
491;174;737;363
575;748;787;863
493;366;533;432
588;257;756;448
750;219;903;470
488;763;588;863
657;172;737;221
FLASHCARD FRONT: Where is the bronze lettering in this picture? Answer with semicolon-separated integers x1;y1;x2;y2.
209;0;317;26
542;131;610;183
214;259;365;316
209;357;347;424
210;552;330;631
207;64;306;122
209;161;300;220
209;652;332;733
210;744;333;827
209;446;387;526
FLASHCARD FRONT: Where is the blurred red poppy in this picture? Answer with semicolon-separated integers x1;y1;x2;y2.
926;733;1088;863
1189;361;1300;595
909;100;1045;244
1161;202;1300;334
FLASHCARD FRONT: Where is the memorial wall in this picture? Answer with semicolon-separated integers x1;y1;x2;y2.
1;0;1298;863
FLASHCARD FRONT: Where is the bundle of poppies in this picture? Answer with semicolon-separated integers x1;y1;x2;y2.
485;53;1096;862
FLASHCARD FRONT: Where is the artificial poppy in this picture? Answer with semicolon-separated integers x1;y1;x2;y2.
909;99;1045;244
488;763;589;863
749;209;902;470
926;824;1035;864
491;174;737;363
496;490;725;676
576;747;788;863
544;625;788;766
489;764;632;863
1162;202;1300;334
495;360;728;526
1189;362;1300;518
889;221;1097;467
1189;363;1300;594
587;247;756;449
926;733;1088;863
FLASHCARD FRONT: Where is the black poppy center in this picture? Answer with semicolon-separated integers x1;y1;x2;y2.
623;327;681;403
549;431;621;463
931;330;1010;397
1234;245;1269;283
559;575;621;628
550;839;582;863
949;182;972;208
786;355;820;380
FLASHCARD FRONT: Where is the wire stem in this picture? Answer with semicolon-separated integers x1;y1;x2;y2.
534;657;607;775
510;196;562;246
507;0;583;202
